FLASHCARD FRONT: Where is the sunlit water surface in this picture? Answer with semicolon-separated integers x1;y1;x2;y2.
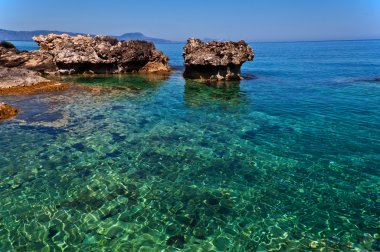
0;40;379;251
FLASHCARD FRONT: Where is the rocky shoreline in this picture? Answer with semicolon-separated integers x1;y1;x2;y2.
33;34;171;74
0;34;254;121
1;35;255;85
0;66;51;88
0;34;171;85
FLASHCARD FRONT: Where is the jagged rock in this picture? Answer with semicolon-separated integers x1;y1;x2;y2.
0;66;50;88
33;34;171;74
0;102;18;121
183;38;254;81
0;42;56;73
0;35;171;92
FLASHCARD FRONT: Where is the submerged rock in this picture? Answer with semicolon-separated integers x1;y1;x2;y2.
166;234;186;248
33;34;171;74
0;102;18;121
183;38;254;81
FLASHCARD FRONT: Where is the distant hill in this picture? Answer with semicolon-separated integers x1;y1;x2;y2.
0;29;176;43
115;32;173;43
0;29;85;41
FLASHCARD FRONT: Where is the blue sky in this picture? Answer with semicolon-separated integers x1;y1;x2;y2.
1;0;380;41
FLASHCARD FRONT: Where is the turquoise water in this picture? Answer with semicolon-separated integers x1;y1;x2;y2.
0;41;379;251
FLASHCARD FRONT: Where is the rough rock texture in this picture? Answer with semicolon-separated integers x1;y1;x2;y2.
0;35;171;92
0;42;56;73
33;34;171;74
0;66;50;88
0;102;18;120
183;38;254;80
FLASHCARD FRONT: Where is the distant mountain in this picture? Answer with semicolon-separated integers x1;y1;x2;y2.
202;37;221;42
115;32;173;43
0;29;176;43
0;29;86;41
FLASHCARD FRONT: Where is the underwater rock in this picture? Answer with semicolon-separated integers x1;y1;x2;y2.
0;102;18;120
47;227;59;239
166;234;186;248
213;236;231;250
106;226;125;239
183;38;254;81
33;34;171;74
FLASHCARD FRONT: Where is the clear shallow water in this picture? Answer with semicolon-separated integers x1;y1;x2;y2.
0;41;379;251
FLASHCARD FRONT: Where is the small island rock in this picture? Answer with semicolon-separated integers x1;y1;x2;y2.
183;38;254;81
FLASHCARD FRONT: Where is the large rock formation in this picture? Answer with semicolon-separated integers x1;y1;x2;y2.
1;34;170;77
0;34;171;92
183;38;254;81
33;34;171;74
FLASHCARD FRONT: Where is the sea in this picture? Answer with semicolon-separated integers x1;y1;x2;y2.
0;40;379;251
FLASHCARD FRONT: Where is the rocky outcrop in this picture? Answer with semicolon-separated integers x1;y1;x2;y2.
0;102;18;121
33;34;171;74
0;65;69;95
0;66;50;88
0;35;171;92
0;42;67;94
1;34;170;77
0;42;56;73
183;38;254;81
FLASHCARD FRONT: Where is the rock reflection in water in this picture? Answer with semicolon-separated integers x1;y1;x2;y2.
184;79;250;111
60;73;170;98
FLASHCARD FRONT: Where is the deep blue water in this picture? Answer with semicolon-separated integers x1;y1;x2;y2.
0;40;379;251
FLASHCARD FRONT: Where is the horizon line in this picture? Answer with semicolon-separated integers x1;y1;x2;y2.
1;28;379;44
5;38;380;44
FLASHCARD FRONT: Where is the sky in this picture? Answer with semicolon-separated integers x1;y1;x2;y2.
1;0;380;42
